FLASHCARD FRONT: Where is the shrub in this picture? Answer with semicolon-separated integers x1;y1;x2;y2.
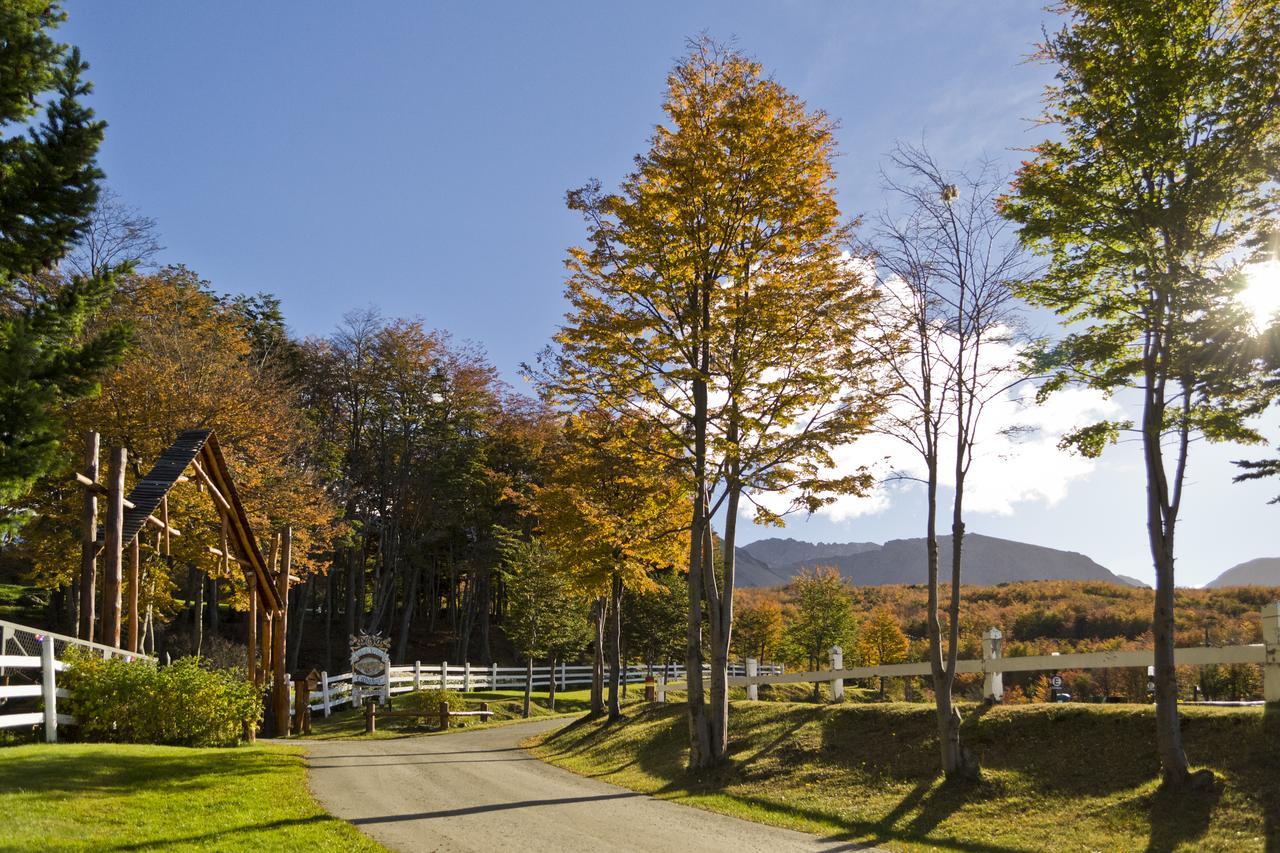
397;688;463;726
64;653;262;747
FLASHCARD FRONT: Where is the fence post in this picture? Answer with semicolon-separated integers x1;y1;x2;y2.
491;661;498;690
41;637;57;743
829;646;844;702
559;660;566;691
464;661;472;693
1263;601;1279;704
982;627;1004;702
657;674;666;704
0;623;8;678
441;660;449;691
321;671;331;717
413;660;421;692
746;657;758;701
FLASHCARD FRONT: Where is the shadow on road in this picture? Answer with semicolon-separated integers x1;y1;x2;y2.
349;791;645;824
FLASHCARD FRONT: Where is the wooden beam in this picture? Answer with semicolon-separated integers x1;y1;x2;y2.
127;538;140;654
206;545;251;568
273;528;291;736
189;459;231;513
79;432;99;643
246;572;258;687
101;446;126;649
161;495;171;556
74;473;179;536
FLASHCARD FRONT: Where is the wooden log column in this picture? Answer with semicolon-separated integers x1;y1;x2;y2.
101;446;127;648
126;537;141;653
246;571;258;686
272;527;292;736
78;431;99;641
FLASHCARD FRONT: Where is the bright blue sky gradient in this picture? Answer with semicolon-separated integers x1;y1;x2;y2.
61;2;1280;585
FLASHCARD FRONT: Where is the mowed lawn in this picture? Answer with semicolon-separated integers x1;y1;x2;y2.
0;742;385;852
529;700;1279;852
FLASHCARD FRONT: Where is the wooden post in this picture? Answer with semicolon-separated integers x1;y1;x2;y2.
246;572;258;686
322;671;331;717
78;431;100;642
1263;601;1279;704
161;495;170;556
439;699;450;730
260;610;272;684
293;678;307;734
464;660;472;693
126;537;140;653
41;637;57;743
441;660;448;691
490;661;498;690
413;660;421;692
365;699;376;734
272;528;291;737
982;627;1004;702
101;446;127;649
559;660;566;691
829;646;844;702
657;674;666;704
746;658;758;701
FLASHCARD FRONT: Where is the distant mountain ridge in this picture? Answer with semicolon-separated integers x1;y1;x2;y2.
735;533;1146;589
1204;557;1280;588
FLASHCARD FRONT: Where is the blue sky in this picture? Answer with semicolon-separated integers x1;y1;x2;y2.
61;2;1280;586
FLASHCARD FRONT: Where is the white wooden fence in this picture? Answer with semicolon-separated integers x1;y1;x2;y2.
305;660;784;717
0;619;149;742
658;602;1280;705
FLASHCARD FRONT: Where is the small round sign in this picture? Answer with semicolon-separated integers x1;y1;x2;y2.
1050;675;1063;689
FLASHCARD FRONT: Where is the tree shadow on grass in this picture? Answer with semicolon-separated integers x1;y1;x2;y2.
1263;704;1280;853
1142;778;1221;853
0;746;282;798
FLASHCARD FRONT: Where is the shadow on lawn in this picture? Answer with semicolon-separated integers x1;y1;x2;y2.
100;816;333;851
0;746;282;798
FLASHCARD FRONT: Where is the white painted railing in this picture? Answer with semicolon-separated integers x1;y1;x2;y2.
0;620;149;742
658;602;1280;705
304;660;785;716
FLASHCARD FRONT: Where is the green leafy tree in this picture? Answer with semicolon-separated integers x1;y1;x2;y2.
856;607;909;700
0;2;128;529
732;591;784;665
1001;0;1280;788
783;566;856;699
543;37;886;767
622;567;688;675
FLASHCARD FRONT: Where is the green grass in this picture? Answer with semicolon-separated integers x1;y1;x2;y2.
0;742;386;852
0;582;45;623
529;700;1279;852
302;688;608;740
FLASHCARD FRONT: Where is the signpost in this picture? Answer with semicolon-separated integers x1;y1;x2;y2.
349;632;391;707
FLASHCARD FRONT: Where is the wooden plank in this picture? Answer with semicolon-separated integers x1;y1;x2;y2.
0;684;42;699
78;431;99;642
0;712;44;728
127;538;140;653
101;446;126;649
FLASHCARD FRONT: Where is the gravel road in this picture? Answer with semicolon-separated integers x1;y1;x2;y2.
304;717;875;852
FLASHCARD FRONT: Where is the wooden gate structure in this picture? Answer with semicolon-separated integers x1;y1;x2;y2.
73;428;295;735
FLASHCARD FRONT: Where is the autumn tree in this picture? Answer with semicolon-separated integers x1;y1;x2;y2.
622;567;688;676
535;410;687;721
0;2;129;531
733;590;784;665
783;566;856;699
1002;0;1280;789
857;608;909;699
544;37;885;766
862;143;1027;779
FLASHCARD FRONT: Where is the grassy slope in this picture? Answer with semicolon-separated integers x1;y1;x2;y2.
529;701;1279;852
0;743;385;852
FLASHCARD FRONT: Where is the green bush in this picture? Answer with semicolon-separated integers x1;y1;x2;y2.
397;688;463;726
64;653;262;747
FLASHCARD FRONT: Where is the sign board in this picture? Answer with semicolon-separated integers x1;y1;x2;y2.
349;632;391;705
1050;675;1063;689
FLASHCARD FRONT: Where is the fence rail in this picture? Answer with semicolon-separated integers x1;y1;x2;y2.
660;601;1280;705
304;660;785;716
0;620;147;742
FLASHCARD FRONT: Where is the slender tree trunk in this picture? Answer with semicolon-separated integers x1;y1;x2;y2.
608;572;623;721
548;653;558;711
523;656;533;718
1142;374;1194;787
590;597;606;716
395;562;421;661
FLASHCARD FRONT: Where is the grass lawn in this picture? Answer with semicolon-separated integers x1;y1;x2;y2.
528;700;1279;852
0;742;386;852
302;687;615;740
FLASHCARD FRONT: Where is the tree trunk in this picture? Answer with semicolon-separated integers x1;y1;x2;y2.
608;572;623;720
590;597;606;716
685;487;714;768
522;656;533;719
548;653;558;711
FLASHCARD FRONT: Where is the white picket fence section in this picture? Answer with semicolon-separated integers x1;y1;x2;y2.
660;602;1280;706
306;660;785;717
0;619;150;742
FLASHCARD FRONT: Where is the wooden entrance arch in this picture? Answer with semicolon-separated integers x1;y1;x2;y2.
75;428;294;735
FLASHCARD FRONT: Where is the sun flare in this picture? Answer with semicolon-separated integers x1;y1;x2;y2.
1240;261;1280;327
